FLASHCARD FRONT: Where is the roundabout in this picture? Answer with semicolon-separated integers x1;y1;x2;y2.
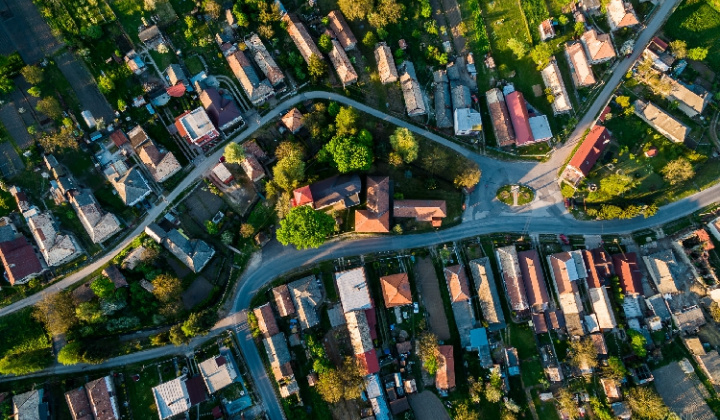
496;185;536;206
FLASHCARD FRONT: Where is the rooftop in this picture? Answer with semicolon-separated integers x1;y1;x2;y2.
246;34;284;86
505;91;534;146
254;303;279;337
327;10;357;50
541;60;572;114
444;265;471;303
288;275;322;329
281;108;304;133
469;258;506;329
283;14;322;63
198;355;238;394
375;44;398;84
634;100;689;143
272;284;296;317
518;249;550;311
380;273;412;307
199;88;244;131
436;345;455;390
566;42;596;88
226;50;274;105
496;245;529;312
174;107;219;145
336;267;373;312
581;29;616;63
486;88;515;147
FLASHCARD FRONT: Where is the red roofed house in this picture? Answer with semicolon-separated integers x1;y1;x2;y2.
486;88;516;147
581;29;616;64
254;303;279;338
355;176;391;233
327;10;357;50
381;273;412;307
436;345;455;394
393;200;447;227
444;265;471;303
291;185;313;207
272;284;296;317
505;91;534;146
281;108;304;134
212;163;234;185
345;310;379;374
240;155;266;182
0;236;45;285
612;253;643;296
290;175;361;210
518;250;550;312
561;125;611;187
606;0;639;31
175;107;220;147
109;130;129;149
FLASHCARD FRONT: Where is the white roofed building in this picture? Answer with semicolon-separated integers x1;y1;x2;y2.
336;267;373;312
541;59;572;115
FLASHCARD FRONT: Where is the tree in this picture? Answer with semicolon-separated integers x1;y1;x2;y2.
277;206;335;249
454;164;482;189
628;329;647;357
627;387;668;419
661;157;694;185
599;173;635;197
36;97;62;120
615;95;631;108
169;324;189;345
316;357;364;403
0;75;12;94
90;276;116;300
0;350;51;375
417;332;440;374
247;311;261;337
273;154;305;192
603;356;628;381
258;24;274;39
507;38;529;59
485;373;503;402
368;0;404;29
389;127;418;164
240;223;255;238
275;141;304;161
529;42;553;69
205;220;219;235
39;127;77;153
669;40;687;58
21;65;43;84
232;4;249;27
34;292;77;335
182;312;207;337
454;402;478;420
574;21;585;37
338;0;374;20
97;75;115;94
467;376;484;403
151;274;182;303
75;302;105;324
224;143;245;164
422;146;450;175
363;31;378;48
687;47;708;61
557;389;579;420
568;337;598;373
597;204;623;220
27;86;41;97
335;106;359;136
321;134;373;173
117;98;127;111
318;34;333;53
203;0;222;19
558;14;569;25
307;54;327;80
709;301;720;323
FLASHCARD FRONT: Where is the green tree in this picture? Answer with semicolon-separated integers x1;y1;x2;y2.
307;54;327;80
258;24;274;39
169;324;189;345
603;356;628;381
454;402;478;420
335;106;359;136
627;329;647;357
273;153;305;192
485;374;503;402
561;183;575;198
529;42;553;69
205;220;219;235
338;0;374;20
422;146;450;175
117;98;127;111
454;164;482;189
318;34;333;53
589;397;614;420
321;133;373;173
240;223;255;238
224;142;245;164
362;31;378;48
558;14;569;26
598;204;623;220
368;0;404;29
328;101;341;117
81;25;102;39
276;206;335;249
247;311;261;338
599;173;635;197
91;276;116;300
687;47;708;61
21;65;43;85
0;75;13;94
669;40;687;58
389;127;418;164
151;274;182;303
75;302;105;324
709;301;720;323
57;340;106;365
615;95;631;108
203;0;221;19
557;389;579;419
181;312;207;337
417;331;439;374
97;75;115;94
34;292;77;335
315;357;365;403
568;337;598;373
661;157;694;185
507;38;529;59
232;4;249;27
36;97;62;120
27;86;41;97
0;349;51;375
574;21;585;37
626;387;668;419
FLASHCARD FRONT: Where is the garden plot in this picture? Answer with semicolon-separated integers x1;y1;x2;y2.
414;257;451;340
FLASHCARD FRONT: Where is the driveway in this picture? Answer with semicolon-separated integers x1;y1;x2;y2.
0;0;62;63
55;52;115;122
0;102;32;149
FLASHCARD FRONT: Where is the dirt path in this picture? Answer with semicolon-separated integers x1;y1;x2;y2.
415;257;451;340
439;0;468;54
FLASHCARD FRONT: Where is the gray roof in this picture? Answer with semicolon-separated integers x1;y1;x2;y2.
164;229;215;273
433;70;452;128
114;167;151;206
309;174;361;210
288;276;322;330
451;84;471;111
469;258;506;330
70;190;122;244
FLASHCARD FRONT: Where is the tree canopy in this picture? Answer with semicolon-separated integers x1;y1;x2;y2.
507;38;529;59
338;0;374;20
529;43;553;69
568;337;598;373
417;331;440;374
599;173;635;197
276;206;335;249
661;157;694;185
626;387;668;419
335;106;359;136
224;143;245;164
454;164;482;189
316;356;365;403
151;274;183;303
21;65;43;85
389;127;418;164
687;46;708;61
321;131;373;173
39;127;78;153
90;276;116;300
368;0;404;28
308;54;327;80
669;40;687;58
36;97;62;120
34;292;77;336
272;151;305;192
318;34;333;53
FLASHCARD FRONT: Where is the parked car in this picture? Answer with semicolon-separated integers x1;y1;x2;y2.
559;234;570;245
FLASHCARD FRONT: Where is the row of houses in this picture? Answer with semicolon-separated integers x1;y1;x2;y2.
433;62;483;135
486;85;553;148
144;223;215;273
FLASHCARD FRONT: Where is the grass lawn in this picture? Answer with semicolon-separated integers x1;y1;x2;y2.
532;389;561;420
665;0;720;69
125;363;166;419
508;322;537;359
521;357;545;386
0;307;50;358
185;55;205;76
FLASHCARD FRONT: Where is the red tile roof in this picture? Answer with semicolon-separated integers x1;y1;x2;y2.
381;273;412;307
505;91;534;146
444;265;471;303
0;237;43;285
291;185;313;207
651;36;668;52
518;250;549;311
598;106;611;123
109;130;128;147
568;126;610;176
582;249;602;289
254;303;279;337
357;350;380;374
355;176;391;233
166;83;186;97
436;345;455;390
365;308;377;340
272;284;296;317
612;253;643;295
393;200;447;227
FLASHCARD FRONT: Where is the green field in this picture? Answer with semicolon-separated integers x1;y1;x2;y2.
0;307;52;374
665;0;720;68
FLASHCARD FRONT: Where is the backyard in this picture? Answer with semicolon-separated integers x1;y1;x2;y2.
664;0;720;69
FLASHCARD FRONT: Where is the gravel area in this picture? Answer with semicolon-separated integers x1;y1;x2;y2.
653;360;714;420
0;0;62;62
0;142;24;178
56;52;115;121
415;257;451;341
409;391;451;420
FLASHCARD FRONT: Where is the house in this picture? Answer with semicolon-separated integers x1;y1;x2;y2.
13;389;48;420
607;0;639;31
246;34;285;88
226;50;274;105
199;355;238;394
124;50;145;74
612;253;643;296
518;250;550;313
82;376;119;420
212;162;233;185
272;284;296;317
647;294;671;322
661;74;711;118
254;303;279;337
355;176;391;233
486;88;515;147
469;258;506;330
565;42;596;88
393;200;447;227
144;224;215;273
136;142;181;184
633;100;689;143
505;91;534;146
582;250;617;330
111;167;152;206
279;379;300;398
283;14;322;64
288;275;322;330
281;108;304;134
375;43;398;84
539;19;555;41
581;29;616;64
102;265;128;289
435;345;456;394
445;264;475;347
673;306;706;333
174;107;220;147
454;108;483;136
138;25;166;51
505;347;520;375
165;64;189;89
328;39;358;87
547;251;586;336
495;246;530;312
68;190;121;244
433;70;453;129
0;220;45;285
381;273;412;308
291;175;361;210
708;217;720;242
468;328;492;367
152;375;206;419
541;59;572;115
241;155;265;182
263;333;293;381
643;47;672;72
345;310;379;374
611;402;632;420
579;0;601;15
400;61;427;116
26;212;82;267
561;125;611;187
533;312;549;334
199;88;244;132
336;267;372;312
699;352;720;388
327;10;356;50
451;84;472;111
65;387;92;420
643;249;682;294
601;378;622;402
